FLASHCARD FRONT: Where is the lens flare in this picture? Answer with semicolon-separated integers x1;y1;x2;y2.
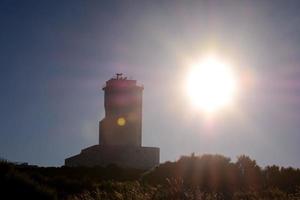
117;117;126;126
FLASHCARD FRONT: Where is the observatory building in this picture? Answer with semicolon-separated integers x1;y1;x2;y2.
65;74;160;169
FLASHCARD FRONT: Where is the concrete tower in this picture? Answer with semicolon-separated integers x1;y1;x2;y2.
65;74;159;169
100;73;143;146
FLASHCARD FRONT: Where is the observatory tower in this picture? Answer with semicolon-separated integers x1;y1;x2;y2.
65;74;159;169
100;73;143;147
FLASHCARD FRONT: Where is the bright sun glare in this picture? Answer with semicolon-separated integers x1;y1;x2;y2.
186;56;238;113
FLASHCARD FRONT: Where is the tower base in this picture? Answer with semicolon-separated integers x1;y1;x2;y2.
65;145;160;170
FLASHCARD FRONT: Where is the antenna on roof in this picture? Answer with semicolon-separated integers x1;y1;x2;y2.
115;73;128;80
116;73;123;79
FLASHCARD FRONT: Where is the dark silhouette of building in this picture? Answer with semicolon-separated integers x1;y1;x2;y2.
65;74;159;169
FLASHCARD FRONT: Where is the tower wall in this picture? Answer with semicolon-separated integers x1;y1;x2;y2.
99;78;143;146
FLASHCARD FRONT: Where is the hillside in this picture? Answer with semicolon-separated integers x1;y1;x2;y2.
1;154;300;200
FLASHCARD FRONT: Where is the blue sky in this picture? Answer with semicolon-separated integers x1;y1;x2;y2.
1;0;300;167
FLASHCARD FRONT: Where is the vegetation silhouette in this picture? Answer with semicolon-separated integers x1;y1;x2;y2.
1;154;300;199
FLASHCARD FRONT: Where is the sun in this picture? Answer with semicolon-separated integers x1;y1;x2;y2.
186;56;238;113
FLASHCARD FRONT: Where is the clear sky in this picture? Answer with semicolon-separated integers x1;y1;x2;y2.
1;0;300;167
